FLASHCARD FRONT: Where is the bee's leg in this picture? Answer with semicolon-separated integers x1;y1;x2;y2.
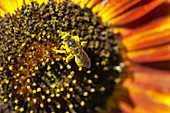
66;53;74;63
53;45;67;54
53;49;67;54
73;36;80;42
60;44;66;49
80;41;87;47
74;56;83;67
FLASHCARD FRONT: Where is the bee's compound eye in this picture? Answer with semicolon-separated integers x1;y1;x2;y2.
68;39;77;47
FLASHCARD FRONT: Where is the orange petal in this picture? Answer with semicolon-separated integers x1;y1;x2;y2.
124;30;170;51
126;44;170;63
119;92;170;113
120;66;170;113
99;0;140;23
0;0;18;16
127;66;170;91
91;1;103;13
122;16;170;51
115;2;170;36
0;7;7;17
111;0;165;25
87;0;102;8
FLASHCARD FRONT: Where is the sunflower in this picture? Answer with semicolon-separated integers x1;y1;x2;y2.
0;0;170;113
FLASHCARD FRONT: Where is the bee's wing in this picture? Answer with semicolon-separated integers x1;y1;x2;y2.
76;44;91;68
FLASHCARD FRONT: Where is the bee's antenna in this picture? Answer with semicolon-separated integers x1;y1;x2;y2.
62;36;71;42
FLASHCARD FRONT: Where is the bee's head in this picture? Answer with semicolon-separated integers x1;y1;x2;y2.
68;39;77;48
60;33;79;48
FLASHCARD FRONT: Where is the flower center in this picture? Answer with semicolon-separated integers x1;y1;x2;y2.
0;0;123;113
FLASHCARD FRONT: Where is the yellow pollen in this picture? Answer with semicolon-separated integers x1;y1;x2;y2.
27;79;30;83
56;58;60;61
47;65;51;70
83;92;88;96
20;66;24;71
32;73;36;76
56;88;60;92
47;98;51;102
33;82;36;86
42;62;45;66
72;79;76;84
19;53;22;56
33;90;36;93
33;98;37;103
96;62;99;66
16;73;20;77
70;71;75;75
5;80;9;84
45;50;49;55
80;101;85;106
67;64;71;69
48;73;52;77
68;74;72;79
64;82;69;87
90;88;95;92
38;37;41;41
103;66;109;71
40;103;44;108
51;61;54;65
79;67;82;71
69;88;73;92
101;61;107;65
29;55;32;58
14;106;18;110
56;104;61;109
35;66;39;70
46;90;50;94
20;107;24;112
14;86;17;89
42;95;45;100
99;86;106;92
66;93;70;98
9;66;13;70
0;67;3;71
51;93;55;97
86;70;91;74
9;93;12;97
56;93;60;97
27;97;31;101
60;87;64;91
60;65;63;69
15;99;19;103
31;46;34;49
43;31;46;35
50;84;56;89
69;104;73;109
47;35;50;39
87;79;92;84
31;34;36;38
20;92;23;95
37;87;41;92
21;42;25;47
94;74;99;79
8;56;11;61
4;98;8;102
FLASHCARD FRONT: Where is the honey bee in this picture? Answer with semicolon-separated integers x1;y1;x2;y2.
54;32;91;68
